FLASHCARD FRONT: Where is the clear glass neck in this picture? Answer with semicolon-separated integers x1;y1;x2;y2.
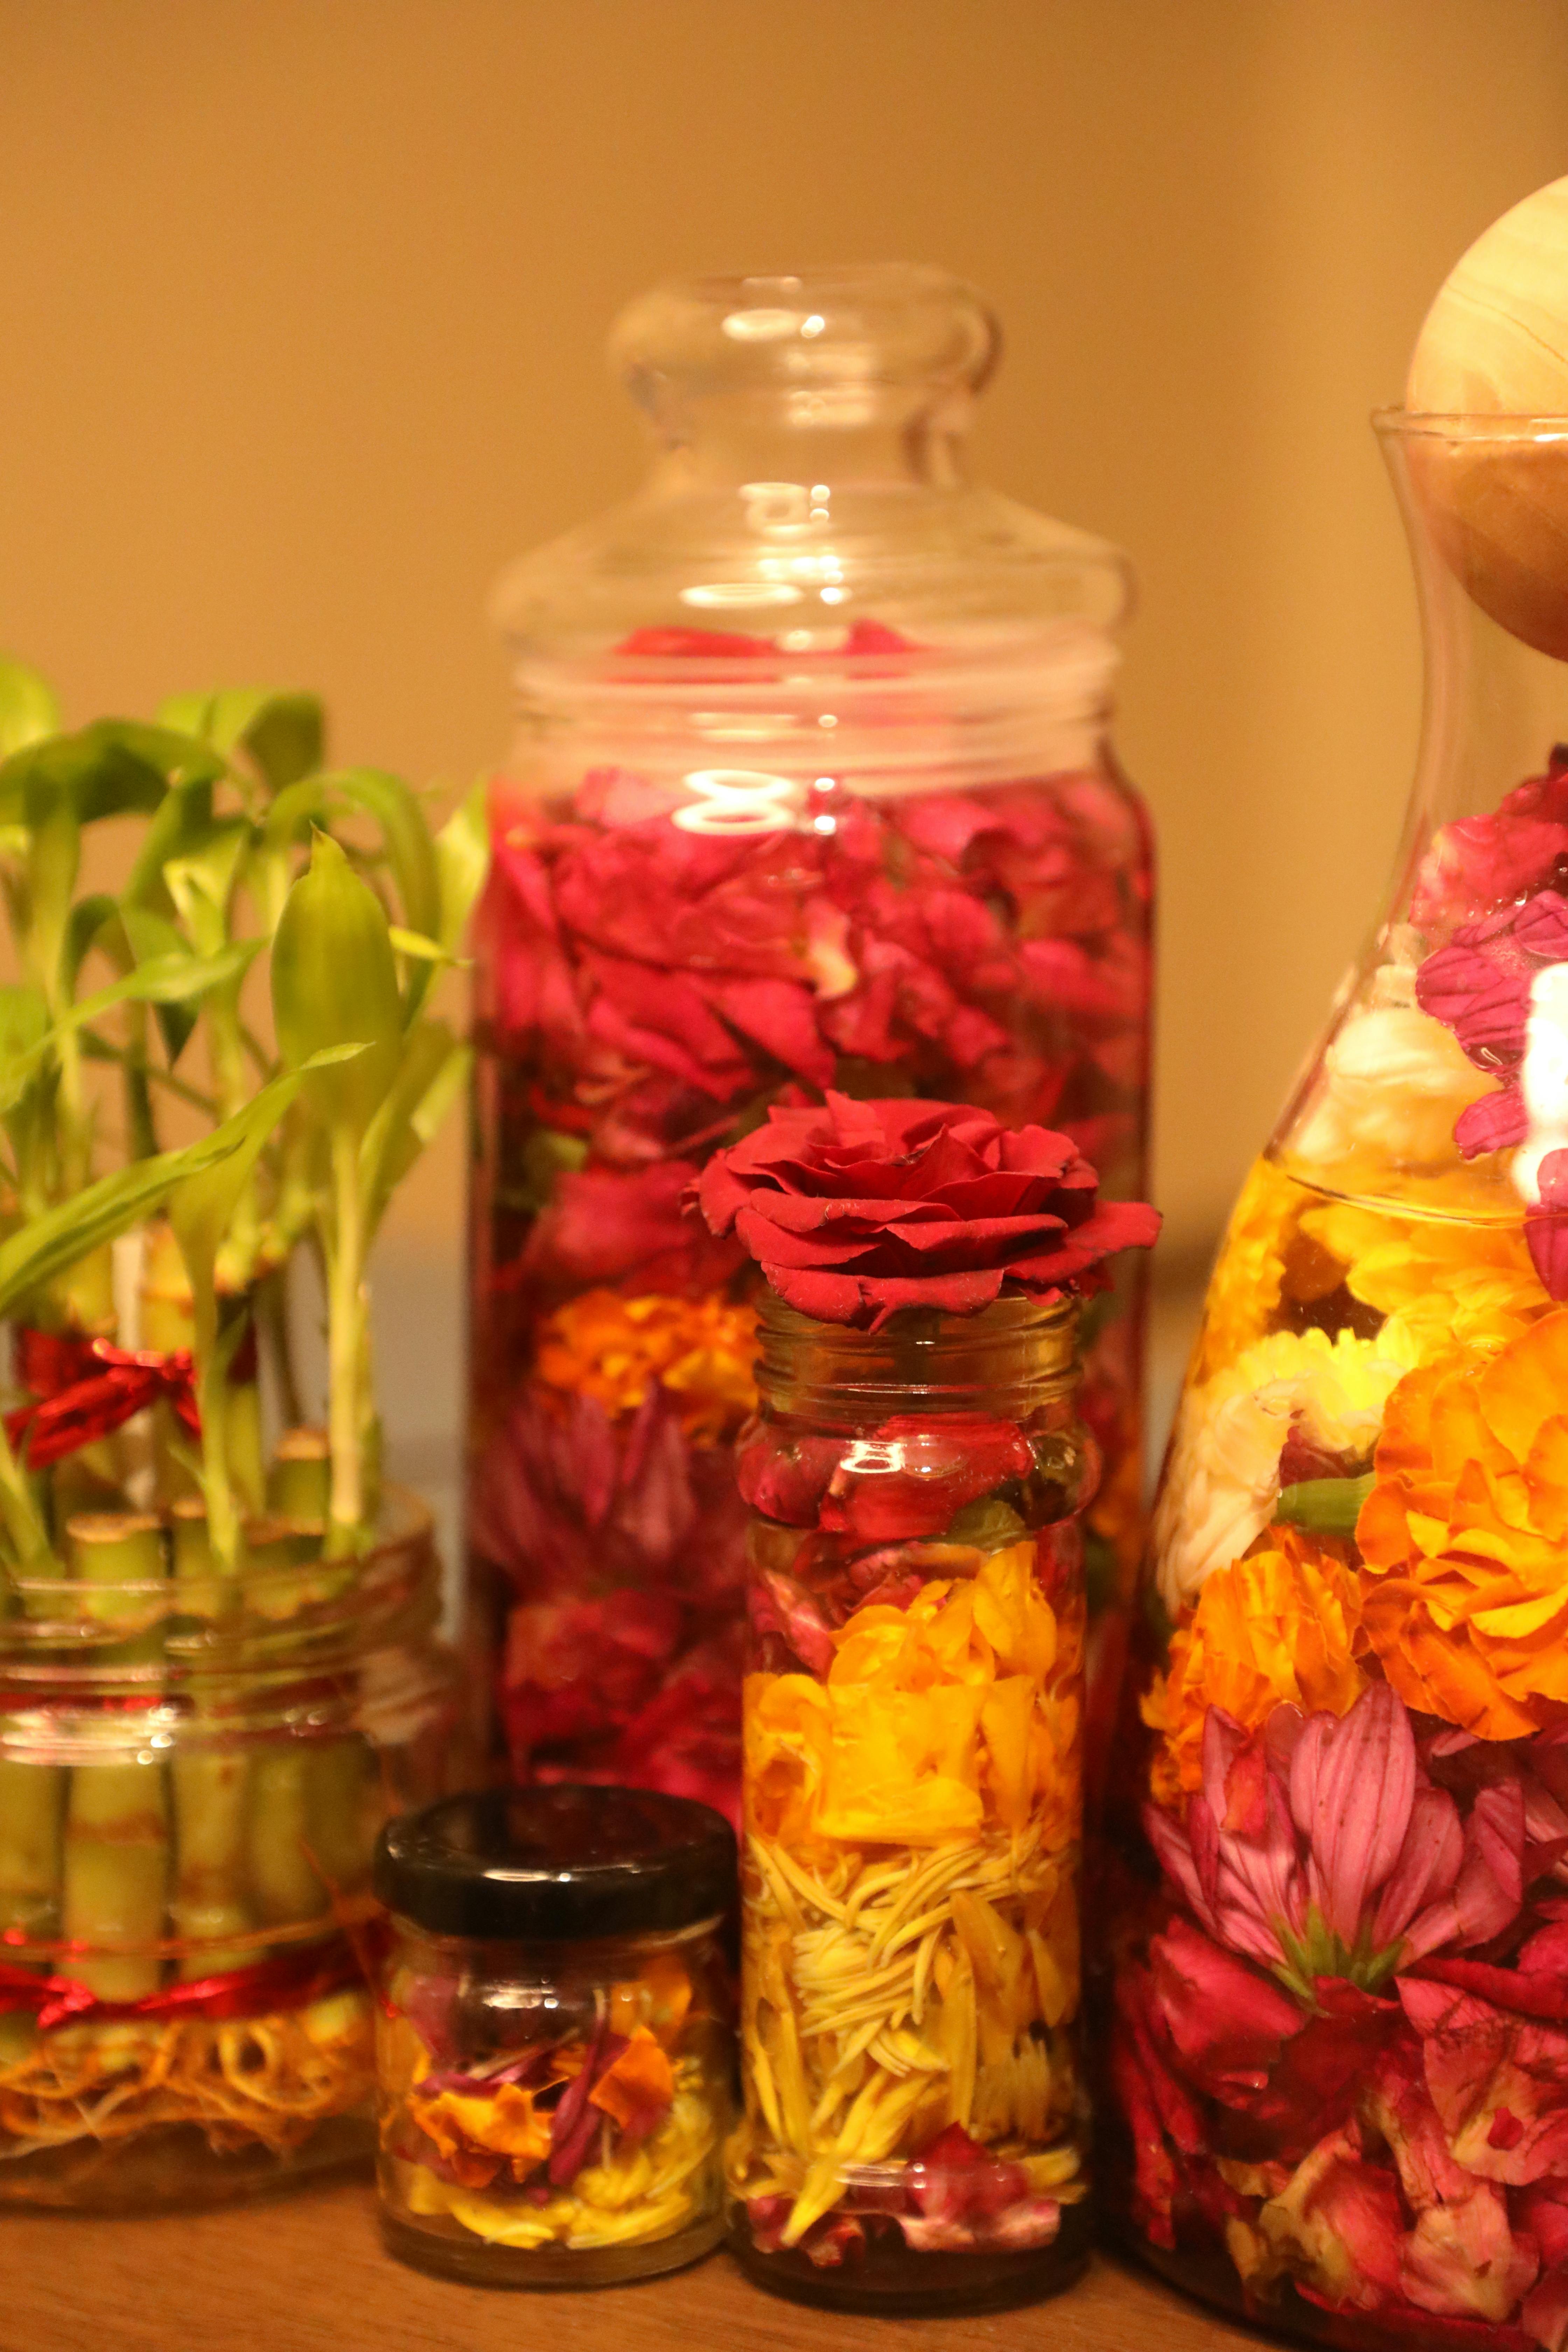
1273;411;1568;1213
755;1293;1082;1426
1375;415;1568;916
609;264;997;493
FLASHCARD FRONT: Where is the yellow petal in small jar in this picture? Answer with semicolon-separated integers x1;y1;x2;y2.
1407;175;1568;658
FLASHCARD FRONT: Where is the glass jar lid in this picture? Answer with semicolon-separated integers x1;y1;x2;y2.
374;1785;736;1941
489;265;1132;797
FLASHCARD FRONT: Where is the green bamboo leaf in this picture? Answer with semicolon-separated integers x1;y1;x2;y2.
123;906;198;1064
22;792;80;1004
0;986;48;1065
122;776;217;911
62;893;117;993
158;689;324;792
0;658;59;761
0;1129;247;1323
264;769;440;947
163;820;250;956
434;782;489;955
388;925;470;968
0;946;257;1120
122;912;258;1072
272;832;401;1134
0;721;222;828
0;986;52;1169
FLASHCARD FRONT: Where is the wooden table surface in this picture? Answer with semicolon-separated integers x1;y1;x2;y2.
0;2176;1269;2352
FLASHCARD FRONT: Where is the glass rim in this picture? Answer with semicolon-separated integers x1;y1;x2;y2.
0;1482;437;1669
636;260;978;310
1373;406;1568;442
756;1287;1082;1342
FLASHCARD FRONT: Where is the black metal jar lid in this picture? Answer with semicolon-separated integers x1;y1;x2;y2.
374;1785;737;1942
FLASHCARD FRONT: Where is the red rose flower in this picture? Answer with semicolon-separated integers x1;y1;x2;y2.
694;1089;1158;1329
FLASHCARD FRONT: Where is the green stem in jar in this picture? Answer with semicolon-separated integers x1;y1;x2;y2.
60;1514;170;1997
0;1760;64;1956
164;1057;364;1574
325;1125;373;1550
171;1750;253;1975
139;1217;197;1507
223;1351;266;1520
247;1747;330;1930
303;1740;371;1900
266;1426;331;1523
66;1510;165;1643
62;1755;169;2000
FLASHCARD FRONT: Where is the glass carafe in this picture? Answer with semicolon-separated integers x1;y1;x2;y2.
468;265;1153;1832
1107;415;1568;2350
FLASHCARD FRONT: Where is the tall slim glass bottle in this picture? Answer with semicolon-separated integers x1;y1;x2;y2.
1107;415;1568;2349
468;267;1153;1827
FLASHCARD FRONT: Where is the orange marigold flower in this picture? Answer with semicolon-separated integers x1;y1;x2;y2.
1355;1309;1568;1740
413;2080;552;2184
1298;1197;1548;1362
1190;1158;1299;1380
1142;1529;1366;1809
745;1541;1082;1855
534;1288;757;1441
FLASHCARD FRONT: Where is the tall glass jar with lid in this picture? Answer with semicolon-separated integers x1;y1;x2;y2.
469;266;1153;1829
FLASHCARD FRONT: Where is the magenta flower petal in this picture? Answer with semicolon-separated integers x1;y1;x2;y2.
1288;1686;1417;1945
1374;1784;1466;1954
1454;1086;1528;1158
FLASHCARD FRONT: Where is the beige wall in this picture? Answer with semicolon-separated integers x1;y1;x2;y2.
2;0;1567;1269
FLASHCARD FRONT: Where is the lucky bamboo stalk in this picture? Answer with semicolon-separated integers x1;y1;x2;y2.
60;1515;170;1997
303;1740;371;1900
171;1750;252;1975
247;1745;329;1930
0;1758;63;1956
67;1510;164;1638
61;1757;169;2000
266;1425;330;1522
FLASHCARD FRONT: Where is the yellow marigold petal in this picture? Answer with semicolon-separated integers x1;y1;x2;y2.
979;1676;1036;1831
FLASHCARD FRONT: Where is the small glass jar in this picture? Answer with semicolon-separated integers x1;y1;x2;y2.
727;1294;1094;2314
0;1489;460;2208
373;1784;737;2287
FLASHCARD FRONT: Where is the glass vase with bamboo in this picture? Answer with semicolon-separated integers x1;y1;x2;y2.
0;656;482;2206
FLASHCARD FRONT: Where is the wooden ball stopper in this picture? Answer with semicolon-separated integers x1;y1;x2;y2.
1407;176;1568;661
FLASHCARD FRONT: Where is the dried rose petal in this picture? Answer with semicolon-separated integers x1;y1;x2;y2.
696;1091;1156;1330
